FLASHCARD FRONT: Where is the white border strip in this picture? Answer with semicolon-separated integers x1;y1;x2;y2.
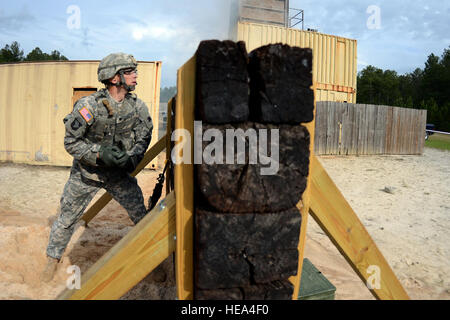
426;129;450;135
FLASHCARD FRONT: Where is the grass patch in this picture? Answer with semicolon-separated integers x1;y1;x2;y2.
425;133;450;151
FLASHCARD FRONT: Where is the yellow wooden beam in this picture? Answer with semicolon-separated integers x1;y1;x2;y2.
57;192;176;300
131;134;167;176
174;56;196;300
308;154;410;300
81;135;166;225
290;83;317;299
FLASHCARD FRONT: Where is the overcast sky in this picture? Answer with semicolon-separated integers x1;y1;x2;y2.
1;0;449;87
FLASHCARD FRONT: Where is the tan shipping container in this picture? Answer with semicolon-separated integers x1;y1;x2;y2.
0;60;161;168
235;22;357;103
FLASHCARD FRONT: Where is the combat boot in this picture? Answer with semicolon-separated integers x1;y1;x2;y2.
40;256;59;283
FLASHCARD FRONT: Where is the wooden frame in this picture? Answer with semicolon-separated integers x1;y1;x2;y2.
174;56;196;300
58;192;176;300
290;83;318;299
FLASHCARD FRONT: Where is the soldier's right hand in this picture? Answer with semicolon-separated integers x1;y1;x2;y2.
110;146;127;159
98;145;127;167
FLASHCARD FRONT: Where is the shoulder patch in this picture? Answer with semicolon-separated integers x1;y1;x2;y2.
79;106;94;123
71;118;82;131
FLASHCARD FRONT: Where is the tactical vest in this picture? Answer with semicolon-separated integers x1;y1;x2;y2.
86;90;139;152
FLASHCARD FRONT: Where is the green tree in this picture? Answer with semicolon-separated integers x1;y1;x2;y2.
421;53;444;106
24;47;47;61
1;42;68;63
48;50;68;61
0;41;24;63
357;66;403;106
404;68;424;108
357;46;450;131
357;65;384;104
420;48;450;131
25;47;68;61
160;86;177;103
437;47;450;106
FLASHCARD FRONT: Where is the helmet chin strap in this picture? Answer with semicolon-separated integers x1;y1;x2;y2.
115;71;136;92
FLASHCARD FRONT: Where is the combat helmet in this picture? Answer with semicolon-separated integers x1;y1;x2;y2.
98;53;138;91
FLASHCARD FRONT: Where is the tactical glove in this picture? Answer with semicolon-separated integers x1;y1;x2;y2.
114;142;138;172
116;153;137;173
98;145;126;167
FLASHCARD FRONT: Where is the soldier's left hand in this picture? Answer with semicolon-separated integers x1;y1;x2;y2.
115;153;135;172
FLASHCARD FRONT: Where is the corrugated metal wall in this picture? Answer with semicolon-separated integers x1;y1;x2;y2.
0;60;161;168
236;22;357;103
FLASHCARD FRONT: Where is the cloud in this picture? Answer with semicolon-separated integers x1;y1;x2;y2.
117;2;233;86
288;0;449;75
2;0;448;87
0;5;36;34
357;59;370;68
130;24;193;41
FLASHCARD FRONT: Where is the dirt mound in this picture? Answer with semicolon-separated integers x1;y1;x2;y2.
0;163;175;300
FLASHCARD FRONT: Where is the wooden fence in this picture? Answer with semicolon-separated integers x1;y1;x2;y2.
314;102;427;155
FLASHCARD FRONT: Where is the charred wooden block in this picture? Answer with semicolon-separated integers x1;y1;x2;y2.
195;287;242;300
248;43;314;124
244;280;294;300
196;40;249;123
196;122;310;213
195;280;294;300
195;208;301;289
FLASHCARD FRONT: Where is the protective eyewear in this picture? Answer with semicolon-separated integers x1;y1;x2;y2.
122;68;138;75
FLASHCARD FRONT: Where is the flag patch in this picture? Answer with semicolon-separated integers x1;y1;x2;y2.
79;107;94;123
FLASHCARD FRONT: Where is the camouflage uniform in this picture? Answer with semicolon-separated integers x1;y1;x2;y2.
46;75;153;260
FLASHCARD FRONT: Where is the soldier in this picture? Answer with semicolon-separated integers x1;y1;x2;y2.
41;53;153;282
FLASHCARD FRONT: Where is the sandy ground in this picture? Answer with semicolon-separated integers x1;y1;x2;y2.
306;147;450;300
0;148;448;300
